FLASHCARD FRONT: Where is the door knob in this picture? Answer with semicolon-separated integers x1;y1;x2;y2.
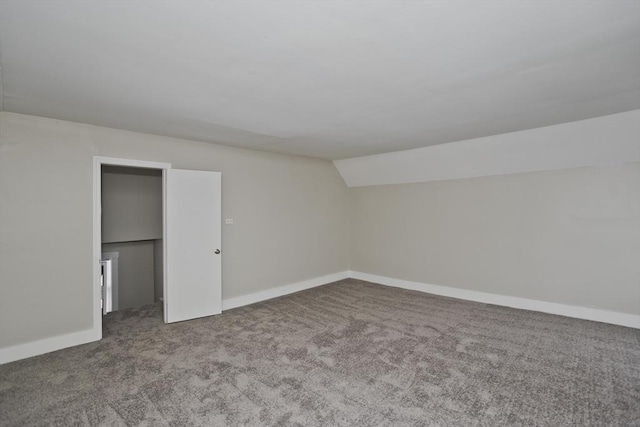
214;249;221;254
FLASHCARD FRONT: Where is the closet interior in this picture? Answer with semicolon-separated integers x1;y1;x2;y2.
101;165;163;312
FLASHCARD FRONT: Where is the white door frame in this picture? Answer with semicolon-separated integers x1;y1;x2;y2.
92;156;172;340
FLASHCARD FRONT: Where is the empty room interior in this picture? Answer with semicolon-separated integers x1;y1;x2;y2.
0;1;639;425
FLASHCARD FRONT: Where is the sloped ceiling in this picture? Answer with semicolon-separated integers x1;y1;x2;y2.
335;110;640;187
0;1;638;160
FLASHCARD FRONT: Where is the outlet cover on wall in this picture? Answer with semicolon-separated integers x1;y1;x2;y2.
225;218;234;225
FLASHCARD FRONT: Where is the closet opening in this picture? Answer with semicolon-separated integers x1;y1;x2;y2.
100;165;163;318
93;157;172;340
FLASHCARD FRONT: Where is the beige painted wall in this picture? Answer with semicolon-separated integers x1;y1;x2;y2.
350;163;640;315
1;110;637;354
0;112;349;348
101;166;162;243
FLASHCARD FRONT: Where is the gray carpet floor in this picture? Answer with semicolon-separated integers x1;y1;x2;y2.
1;279;639;426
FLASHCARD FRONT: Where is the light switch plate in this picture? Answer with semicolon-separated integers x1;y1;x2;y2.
225;218;234;225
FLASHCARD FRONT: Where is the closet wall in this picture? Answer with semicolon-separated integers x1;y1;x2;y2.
101;166;163;310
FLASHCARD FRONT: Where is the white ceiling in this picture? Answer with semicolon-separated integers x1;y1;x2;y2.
1;1;638;160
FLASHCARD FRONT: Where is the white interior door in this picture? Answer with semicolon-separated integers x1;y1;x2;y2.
165;169;222;323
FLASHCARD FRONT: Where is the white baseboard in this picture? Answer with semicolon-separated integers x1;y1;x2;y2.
0;271;348;365
349;271;640;329
222;271;350;311
0;328;101;365
5;269;634;365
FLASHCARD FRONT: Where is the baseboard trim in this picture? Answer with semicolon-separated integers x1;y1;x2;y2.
5;269;634;364
0;328;101;365
0;271;349;364
222;271;350;311
349;271;640;329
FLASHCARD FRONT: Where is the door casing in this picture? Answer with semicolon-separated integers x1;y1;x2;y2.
92;156;172;340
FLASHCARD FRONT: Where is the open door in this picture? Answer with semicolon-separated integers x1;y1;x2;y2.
165;169;222;323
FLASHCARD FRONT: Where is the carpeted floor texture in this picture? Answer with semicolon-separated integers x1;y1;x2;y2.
1;279;639;426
